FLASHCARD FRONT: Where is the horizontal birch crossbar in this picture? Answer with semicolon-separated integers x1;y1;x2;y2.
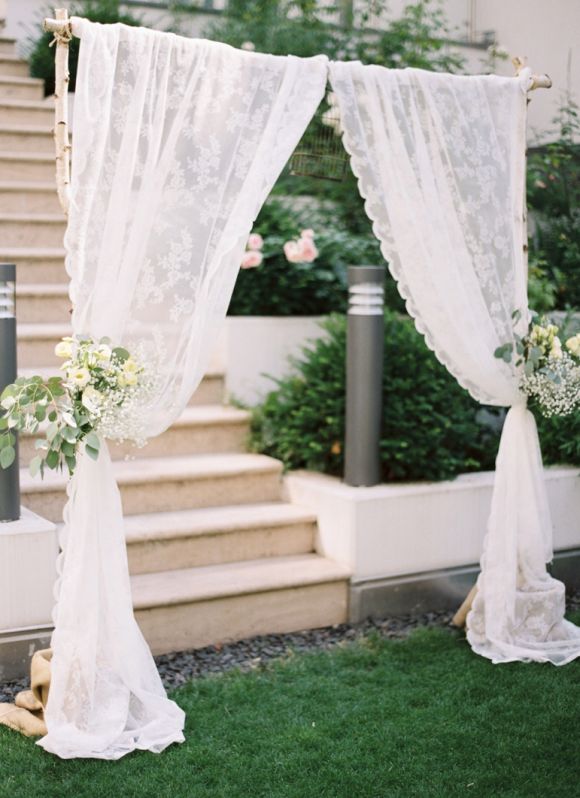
43;16;553;91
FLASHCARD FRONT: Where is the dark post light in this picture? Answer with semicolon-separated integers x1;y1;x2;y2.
344;265;385;487
0;263;20;522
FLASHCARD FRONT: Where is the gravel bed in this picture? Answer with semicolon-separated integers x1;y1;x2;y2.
1;594;579;703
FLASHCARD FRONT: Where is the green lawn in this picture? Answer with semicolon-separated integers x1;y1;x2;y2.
2;623;580;798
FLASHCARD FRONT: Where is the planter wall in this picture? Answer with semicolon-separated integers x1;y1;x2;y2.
285;466;580;620
212;316;327;406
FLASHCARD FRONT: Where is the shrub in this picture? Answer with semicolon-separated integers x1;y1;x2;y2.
527;100;580;310
537;411;580;467
228;201;404;316
252;312;580;481
28;0;141;97
252;312;502;481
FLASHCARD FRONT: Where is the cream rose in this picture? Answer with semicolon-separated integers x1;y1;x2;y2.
566;334;580;357
55;340;73;359
550;337;563;359
95;344;112;363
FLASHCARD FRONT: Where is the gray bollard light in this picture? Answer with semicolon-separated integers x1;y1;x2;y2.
344;265;385;487
0;263;20;522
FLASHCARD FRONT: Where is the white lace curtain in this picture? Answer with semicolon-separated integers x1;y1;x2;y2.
39;18;328;759
329;62;580;665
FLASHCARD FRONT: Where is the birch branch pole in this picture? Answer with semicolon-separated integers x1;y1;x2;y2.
43;8;72;216
451;55;552;631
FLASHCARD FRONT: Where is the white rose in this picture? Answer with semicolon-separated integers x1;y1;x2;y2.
68;367;91;389
81;386;103;415
550;337;563;360
123;372;138;387
123;358;138;373
566;335;580;357
94;344;112;363
55;340;73;359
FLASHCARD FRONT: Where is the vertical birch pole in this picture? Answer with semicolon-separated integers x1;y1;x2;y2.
451;59;551;630
44;7;72;216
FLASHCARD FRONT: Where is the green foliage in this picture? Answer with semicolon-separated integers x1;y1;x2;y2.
537;410;580;468
27;0;141;96
228;200;404;316
252;312;502;481
527;99;580;310
535;210;580;308
205;0;463;71
0;375;90;477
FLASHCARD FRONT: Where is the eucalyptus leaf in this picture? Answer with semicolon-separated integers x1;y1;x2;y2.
0;446;16;469
85;445;100;461
29;456;42;477
85;432;100;452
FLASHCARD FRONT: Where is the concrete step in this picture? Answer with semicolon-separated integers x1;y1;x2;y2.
0;124;53;152
0;152;56;182
0;212;65;247
0;247;65;283
0;38;17;57
18;365;226;408
0;181;60;213
0;99;53;127
125;502;317;574
17;322;70;366
0;77;44;101
19;404;251;465
20;453;283;523
132;553;350;655
0;55;29;78
15;283;69;322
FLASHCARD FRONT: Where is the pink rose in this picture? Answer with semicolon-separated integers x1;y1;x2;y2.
298;236;318;263
247;233;264;251
284;236;319;264
241;250;263;269
301;229;315;239
283;240;303;263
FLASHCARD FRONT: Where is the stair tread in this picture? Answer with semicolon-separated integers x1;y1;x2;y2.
16;282;68;296
19;404;247;441
124;502;317;543
0;54;27;64
0;152;55;162
18;364;224;381
0;98;51;110
0;123;52;133
17;322;71;338
20;452;282;493
131;553;350;609
0;76;43;86
0;247;63;257
0;180;58;191
0;212;64;221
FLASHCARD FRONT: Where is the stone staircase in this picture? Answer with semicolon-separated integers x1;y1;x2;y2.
0;35;349;655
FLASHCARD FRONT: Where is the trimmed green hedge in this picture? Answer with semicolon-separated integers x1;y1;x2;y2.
251;312;580;481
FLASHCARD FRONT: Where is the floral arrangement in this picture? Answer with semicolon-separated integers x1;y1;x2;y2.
0;335;152;476
495;311;580;417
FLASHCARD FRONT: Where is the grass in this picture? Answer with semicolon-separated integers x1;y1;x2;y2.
2;623;580;798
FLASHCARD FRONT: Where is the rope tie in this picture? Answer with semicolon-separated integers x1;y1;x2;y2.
49;25;73;47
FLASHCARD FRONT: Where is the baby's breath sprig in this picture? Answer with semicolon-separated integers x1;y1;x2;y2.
0;334;152;476
494;310;580;417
